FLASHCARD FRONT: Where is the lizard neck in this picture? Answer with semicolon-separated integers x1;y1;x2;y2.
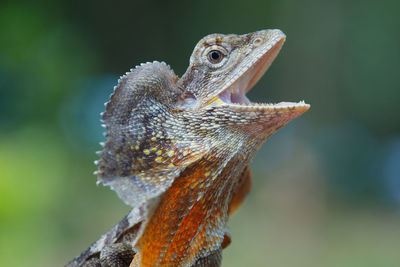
132;152;252;266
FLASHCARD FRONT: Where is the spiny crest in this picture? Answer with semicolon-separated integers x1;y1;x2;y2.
94;61;208;208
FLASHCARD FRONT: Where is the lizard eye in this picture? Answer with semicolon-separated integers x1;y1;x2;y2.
207;50;223;64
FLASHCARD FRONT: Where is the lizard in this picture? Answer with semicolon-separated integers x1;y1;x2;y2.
67;29;310;267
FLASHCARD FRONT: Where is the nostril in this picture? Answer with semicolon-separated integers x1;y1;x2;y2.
253;38;262;45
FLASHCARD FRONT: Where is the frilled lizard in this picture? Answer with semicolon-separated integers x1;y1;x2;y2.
67;29;309;267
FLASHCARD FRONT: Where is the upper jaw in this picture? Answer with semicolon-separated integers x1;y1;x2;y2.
205;30;308;112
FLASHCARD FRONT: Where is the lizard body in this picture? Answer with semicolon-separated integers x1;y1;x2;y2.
67;29;309;267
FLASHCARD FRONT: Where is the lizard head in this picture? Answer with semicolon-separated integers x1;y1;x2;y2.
177;29;309;143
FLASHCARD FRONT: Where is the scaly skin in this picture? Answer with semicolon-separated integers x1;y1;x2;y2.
67;29;309;267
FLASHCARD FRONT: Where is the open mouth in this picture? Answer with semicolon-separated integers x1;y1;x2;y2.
217;37;285;105
209;33;309;111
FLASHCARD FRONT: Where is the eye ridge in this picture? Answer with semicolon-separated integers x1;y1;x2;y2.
207;50;224;64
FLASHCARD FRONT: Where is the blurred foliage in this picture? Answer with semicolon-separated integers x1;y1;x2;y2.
0;0;399;266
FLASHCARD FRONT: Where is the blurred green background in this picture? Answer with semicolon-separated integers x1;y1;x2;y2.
1;0;399;266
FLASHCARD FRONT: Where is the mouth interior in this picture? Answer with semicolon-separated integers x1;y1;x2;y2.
217;38;285;105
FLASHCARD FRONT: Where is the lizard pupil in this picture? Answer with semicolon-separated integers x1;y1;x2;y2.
208;50;223;63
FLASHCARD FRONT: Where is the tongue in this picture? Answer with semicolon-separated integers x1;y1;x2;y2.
218;89;232;104
231;92;250;104
218;85;251;104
